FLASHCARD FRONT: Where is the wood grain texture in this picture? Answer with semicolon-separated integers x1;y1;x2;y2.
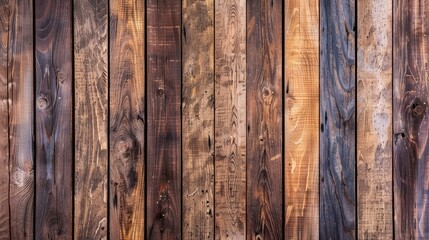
247;0;283;239
214;0;246;239
74;0;108;239
109;0;145;239
0;1;9;238
35;0;73;239
357;0;393;238
320;0;356;239
146;0;181;239
284;0;319;238
393;0;429;238
182;0;214;239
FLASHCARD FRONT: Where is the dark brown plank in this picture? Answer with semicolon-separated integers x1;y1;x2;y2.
214;0;246;239
109;0;145;239
182;0;214;239
393;0;429;238
74;0;108;238
247;0;283;239
357;0;393;238
35;0;73;239
0;0;9;238
320;0;356;239
146;0;181;239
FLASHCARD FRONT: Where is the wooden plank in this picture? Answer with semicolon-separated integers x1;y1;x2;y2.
357;0;393;239
146;0;181;239
35;0;73;239
393;0;429;238
182;0;214;239
284;0;319;238
109;0;145;239
247;0;283;238
74;0;108;238
320;0;356;239
214;0;246;239
0;0;9;238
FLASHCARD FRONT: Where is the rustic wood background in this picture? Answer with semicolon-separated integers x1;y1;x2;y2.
0;0;427;239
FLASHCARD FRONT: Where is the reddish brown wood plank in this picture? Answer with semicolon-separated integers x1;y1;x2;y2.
146;0;181;239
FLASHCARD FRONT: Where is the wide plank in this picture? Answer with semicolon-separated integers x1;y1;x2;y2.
320;0;356;239
214;0;246;239
247;0;283;239
146;0;181;239
35;0;73;239
182;0;214;239
74;0;109;238
284;0;319;238
393;0;429;238
357;0;393;238
109;0;145;239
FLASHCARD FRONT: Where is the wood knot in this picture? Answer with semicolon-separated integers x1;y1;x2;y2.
37;96;49;110
57;70;66;83
116;138;133;159
157;88;164;96
261;86;274;104
411;102;425;116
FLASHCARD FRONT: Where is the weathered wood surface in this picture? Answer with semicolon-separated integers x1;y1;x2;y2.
35;0;73;239
214;0;246;239
182;0;214;239
357;0;393;239
320;0;356;239
247;0;283;239
109;0;145;239
74;0;108;238
284;0;319;238
393;0;429;238
0;1;10;238
146;0;181;239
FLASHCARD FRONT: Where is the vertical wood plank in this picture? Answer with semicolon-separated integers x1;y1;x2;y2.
320;0;356;239
74;0;108;238
357;0;393;238
393;0;429;238
182;0;214;239
109;0;145;239
0;0;9;238
284;0;319;238
247;0;283;239
146;0;181;239
214;0;246;239
35;0;73;239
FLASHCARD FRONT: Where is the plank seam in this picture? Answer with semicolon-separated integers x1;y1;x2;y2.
71;0;75;238
32;1;36;238
107;0;111;237
354;0;358;238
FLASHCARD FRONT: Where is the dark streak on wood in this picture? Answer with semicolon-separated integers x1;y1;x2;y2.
35;0;73;239
247;0;283;239
146;0;181;239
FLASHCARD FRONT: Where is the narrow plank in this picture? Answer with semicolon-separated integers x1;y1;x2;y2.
74;0;108;238
0;0;9;238
357;0;393;238
146;0;181;239
284;0;319;238
35;0;73;238
182;0;214;239
214;0;246;239
393;0;429;238
109;0;145;239
247;0;283;239
320;0;356;238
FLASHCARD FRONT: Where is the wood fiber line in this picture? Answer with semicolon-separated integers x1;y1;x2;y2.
357;0;393;238
109;0;145;239
393;0;429;238
214;0;246;239
320;0;356;239
284;0;319;238
74;0;109;239
182;0;214;239
247;0;283;239
146;0;181;239
35;0;73;239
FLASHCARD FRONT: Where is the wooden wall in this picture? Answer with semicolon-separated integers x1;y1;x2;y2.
0;0;427;239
